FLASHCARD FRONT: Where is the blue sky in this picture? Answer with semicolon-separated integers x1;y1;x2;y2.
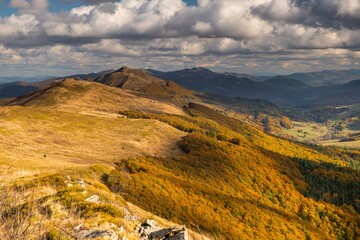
0;0;198;16
0;0;77;16
0;1;16;16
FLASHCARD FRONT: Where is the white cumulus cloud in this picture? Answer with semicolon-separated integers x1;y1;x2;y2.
0;0;359;76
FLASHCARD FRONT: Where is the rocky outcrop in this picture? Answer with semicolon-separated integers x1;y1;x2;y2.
85;195;100;204
81;229;118;240
73;223;121;240
149;226;188;240
137;220;188;240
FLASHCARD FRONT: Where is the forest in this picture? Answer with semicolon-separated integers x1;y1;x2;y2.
107;104;360;239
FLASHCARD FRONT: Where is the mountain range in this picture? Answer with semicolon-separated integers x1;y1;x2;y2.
0;76;57;84
0;66;359;239
1;67;360;108
149;68;360;107
1;67;279;123
287;69;360;86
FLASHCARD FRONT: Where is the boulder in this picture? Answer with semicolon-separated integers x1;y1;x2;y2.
150;225;188;240
137;220;188;240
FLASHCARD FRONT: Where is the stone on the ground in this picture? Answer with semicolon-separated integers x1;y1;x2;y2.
80;229;118;240
85;195;100;204
137;220;189;240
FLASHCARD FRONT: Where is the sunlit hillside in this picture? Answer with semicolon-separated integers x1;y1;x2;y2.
6;79;186;116
2;0;360;239
0;78;359;240
111;105;360;239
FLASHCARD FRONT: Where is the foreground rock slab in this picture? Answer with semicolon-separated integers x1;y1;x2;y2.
137;220;188;240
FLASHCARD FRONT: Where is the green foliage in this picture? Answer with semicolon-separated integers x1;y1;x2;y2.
294;158;360;212
349;159;360;171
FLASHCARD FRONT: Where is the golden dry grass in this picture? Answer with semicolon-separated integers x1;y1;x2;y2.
282;121;329;141
0;106;186;180
10;79;186;116
0;164;206;240
321;139;360;148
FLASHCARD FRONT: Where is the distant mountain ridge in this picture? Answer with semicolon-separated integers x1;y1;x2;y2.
264;75;310;88
148;68;360;87
0;70;117;99
286;69;360;86
0;76;57;84
1;67;360;107
0;84;38;99
149;68;360;107
147;67;261;97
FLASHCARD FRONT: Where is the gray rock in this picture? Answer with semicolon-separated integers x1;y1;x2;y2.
137;219;160;237
137;220;188;240
85;195;100;204
75;178;86;188
150;225;188;240
80;229;118;240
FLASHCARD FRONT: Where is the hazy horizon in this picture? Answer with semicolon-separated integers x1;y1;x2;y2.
2;66;360;81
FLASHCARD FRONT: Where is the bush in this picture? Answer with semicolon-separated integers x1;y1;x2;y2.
230;138;241;145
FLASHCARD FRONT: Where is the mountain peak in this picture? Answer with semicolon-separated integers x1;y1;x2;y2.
191;67;210;72
116;66;130;73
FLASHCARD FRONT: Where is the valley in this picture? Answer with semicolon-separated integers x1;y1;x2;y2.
281;104;360;148
0;67;359;239
1;1;360;239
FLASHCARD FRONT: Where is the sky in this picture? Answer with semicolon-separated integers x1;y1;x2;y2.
0;0;360;77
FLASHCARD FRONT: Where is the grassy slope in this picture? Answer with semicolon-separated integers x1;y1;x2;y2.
0;79;204;239
93;67;197;109
94;67;163;90
1;80;359;239
0;165;206;240
322;140;360;148
8;79;186;116
0;106;185;180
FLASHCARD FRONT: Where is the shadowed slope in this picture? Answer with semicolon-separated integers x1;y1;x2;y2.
150;68;360;106
93;67;195;105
